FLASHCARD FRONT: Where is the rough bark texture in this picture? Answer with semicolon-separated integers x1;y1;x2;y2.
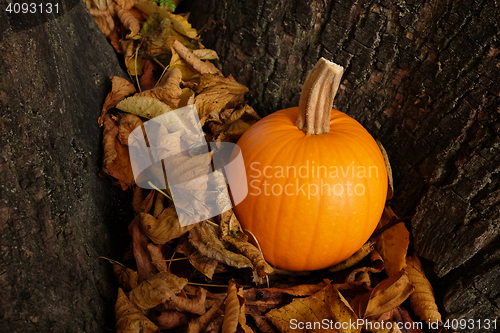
0;0;131;332
186;0;500;330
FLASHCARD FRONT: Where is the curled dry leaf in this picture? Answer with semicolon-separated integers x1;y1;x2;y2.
115;0;134;10
102;115;135;190
406;254;442;325
251;315;279;333
187;300;224;333
175;236;218;280
136;67;183;107
167;287;207;315
88;8;114;37
330;241;375;272
153;192;165;218
222;280;253;333
374;207;409;277
172;40;220;76
140;208;195;244
266;284;360;333
354;269;415;320
376;140;394;200
193;49;219;60
207;105;261;142
129;271;188;311
345;261;384;285
157;311;190;329
117;113;143;146
116;96;171;119
188;222;253;269
115;4;140;38
224;232;274;277
132;222;157;283
147;243;169;272
194;74;249;125
115;288;159;333
374;306;423;333
113;263;139;291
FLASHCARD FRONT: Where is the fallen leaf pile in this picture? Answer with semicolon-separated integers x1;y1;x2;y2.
87;1;449;332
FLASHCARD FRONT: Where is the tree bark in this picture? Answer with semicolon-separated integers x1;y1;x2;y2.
186;0;500;329
0;0;131;331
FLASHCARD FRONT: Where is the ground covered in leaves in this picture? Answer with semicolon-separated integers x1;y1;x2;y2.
85;0;451;332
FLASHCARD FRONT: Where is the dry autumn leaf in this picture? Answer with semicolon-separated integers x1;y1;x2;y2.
115;288;159;333
187;300;224;333
125;54;145;76
175;236;218;280
102;114;135;190
136;67;183;107
374;206;409;277
132;222;157;282
195;74;249;125
406;254;443;325
330;241;375;272
170;13;198;39
129;271;188;310
222;280;253;333
157;311;190;329
140;208;195;244
115;4;140;38
117;113;143;145
188;222;253;269
113;262;139;291
352;269;414;320
116;95;171;119
376;140;394;200
172;40;220;76
140;59;157;91
266;284;361;333
88;8;115;37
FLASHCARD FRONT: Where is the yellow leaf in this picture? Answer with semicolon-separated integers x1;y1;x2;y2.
113;263;139;291
133;0;170;21
115;288;159;333
170;13;198;39
266;284;361;333
99;76;136;126
129;271;188;310
116;95;171;119
406;254;443;325
125;55;145;76
172;40;220;76
193;49;219;60
374;206;409;276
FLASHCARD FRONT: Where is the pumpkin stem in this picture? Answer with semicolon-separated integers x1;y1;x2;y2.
296;58;344;135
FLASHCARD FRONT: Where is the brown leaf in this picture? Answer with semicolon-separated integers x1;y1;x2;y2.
176;236;218;280
132;222;156;282
102;115;135;190
251;315;279;333
194;74;249;125
89;8;114;37
140;59;157;92
188;222;253;269
115;288;159;333
115;0;134;10
136;67;183;107
129;271;188;310
222;280;252;333
357;269;415;320
376;140;394;200
113;263;139;291
117;113;143;145
374;306;424;333
172;40;220;76
140;208;195;244
406;254;442;325
266;284;361;333
147;243;169;272
187;300;224;333
157;311;190;329
115;4;140;38
153;192;165;218
224;231;274;277
166;287;207;315
207;105;260;141
330;241;375;272
374;207;409;276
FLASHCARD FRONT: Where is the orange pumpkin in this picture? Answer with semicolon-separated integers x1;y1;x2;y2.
233;58;388;271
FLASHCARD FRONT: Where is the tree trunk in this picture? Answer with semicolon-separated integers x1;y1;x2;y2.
0;0;131;331
186;0;500;329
